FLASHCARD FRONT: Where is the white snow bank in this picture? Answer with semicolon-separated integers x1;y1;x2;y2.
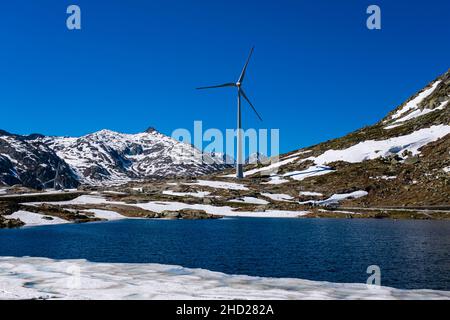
163;190;211;198
261;176;290;185
391;81;441;120
300;191;368;206
283;165;334;181
0;257;448;300
0;190;66;199
185;180;248;191
384;123;403;130
261;193;294;202
85;209;126;221
393;108;434;123
223;157;299;178
309;125;450;165
244;157;299;176
300;191;323;197
229;197;269;205
282;150;312;160
30;195;108;206
7;211;69;226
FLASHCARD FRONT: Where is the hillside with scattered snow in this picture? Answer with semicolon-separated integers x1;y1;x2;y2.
214;69;450;208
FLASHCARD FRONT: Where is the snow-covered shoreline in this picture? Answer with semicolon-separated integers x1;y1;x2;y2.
0;256;448;300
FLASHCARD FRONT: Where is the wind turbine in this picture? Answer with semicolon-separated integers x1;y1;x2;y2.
197;47;262;179
43;162;64;190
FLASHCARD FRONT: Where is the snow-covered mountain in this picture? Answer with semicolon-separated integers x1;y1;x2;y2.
0;127;230;188
0;131;79;189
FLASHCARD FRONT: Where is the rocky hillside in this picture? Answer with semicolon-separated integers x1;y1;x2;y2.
214;69;450;208
0;128;230;189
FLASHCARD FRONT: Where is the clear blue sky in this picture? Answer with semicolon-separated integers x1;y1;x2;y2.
1;0;449;154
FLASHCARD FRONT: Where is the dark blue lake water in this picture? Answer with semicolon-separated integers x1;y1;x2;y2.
0;218;449;290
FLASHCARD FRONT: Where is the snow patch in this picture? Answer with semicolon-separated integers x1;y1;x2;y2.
185;180;248;191
390;81;441;120
309;125;450;165
261;193;294;202
85;209;126;221
224;157;299;178
299;191;323;197
229;197;269;205
300;191;368;206
386;99;448;129
283;165;334;181
7;211;69;226
163;190;211;198
261;176;290;185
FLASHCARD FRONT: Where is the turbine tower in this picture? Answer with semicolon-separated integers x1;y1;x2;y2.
197;47;262;179
43;162;64;190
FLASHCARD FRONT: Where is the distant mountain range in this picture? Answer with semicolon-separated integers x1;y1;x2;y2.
0;127;230;189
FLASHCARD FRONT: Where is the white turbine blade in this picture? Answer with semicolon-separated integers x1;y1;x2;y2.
238;47;254;84
196;83;236;90
241;89;263;121
43;179;55;185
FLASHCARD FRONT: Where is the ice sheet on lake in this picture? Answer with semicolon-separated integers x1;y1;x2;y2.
0;257;448;300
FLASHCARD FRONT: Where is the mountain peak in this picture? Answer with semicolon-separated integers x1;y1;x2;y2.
91;129;119;136
145;127;158;134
